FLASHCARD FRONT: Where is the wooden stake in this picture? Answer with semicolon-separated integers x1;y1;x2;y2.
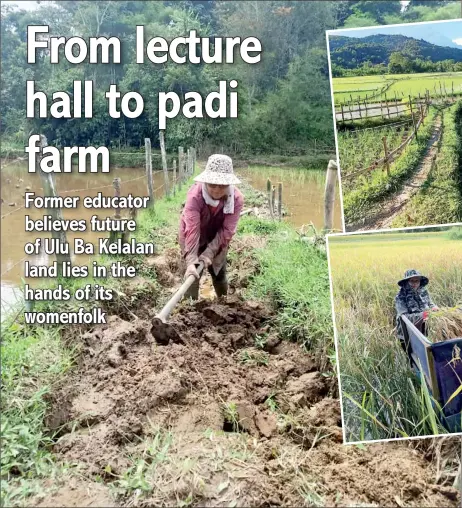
324;159;338;231
382;136;390;176
172;159;177;197
409;96;418;140
277;182;282;221
178;146;184;189
159;130;169;197
145;138;154;207
267;179;273;219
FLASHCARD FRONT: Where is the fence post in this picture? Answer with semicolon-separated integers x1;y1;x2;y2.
357;99;362;120
341;104;344;123
277;182;282;221
419;103;424;125
324;159;338;232
109;177;121;244
267;179;273;219
36;135;71;276
159;130;170;197
191;147;196;174
382;137;390;176
172;159;176;197
186;148;191;176
178;146;184;189
409;96;418;140
385;93;390;119
145;138;154;207
271;185;276;214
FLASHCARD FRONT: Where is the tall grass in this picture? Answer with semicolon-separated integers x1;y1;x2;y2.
329;229;462;441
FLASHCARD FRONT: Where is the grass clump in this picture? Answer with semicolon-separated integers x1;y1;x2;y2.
1;317;73;505
246;224;333;367
238;349;269;366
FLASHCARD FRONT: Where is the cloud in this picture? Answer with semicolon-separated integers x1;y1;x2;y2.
453;38;462;46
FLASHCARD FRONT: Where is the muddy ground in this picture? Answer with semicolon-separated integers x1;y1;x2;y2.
33;241;460;507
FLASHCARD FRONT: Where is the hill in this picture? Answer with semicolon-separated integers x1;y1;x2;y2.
330;34;462;69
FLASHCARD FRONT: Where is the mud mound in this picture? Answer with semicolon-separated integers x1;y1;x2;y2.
42;296;460;507
144;247;183;287
46;298;324;467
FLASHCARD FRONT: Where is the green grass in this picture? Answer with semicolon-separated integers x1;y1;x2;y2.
329;229;462;441
343;107;438;226
246;225;333;367
0;318;74;505
391;101;462;227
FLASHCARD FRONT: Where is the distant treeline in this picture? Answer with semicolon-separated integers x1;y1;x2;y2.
331;33;462;77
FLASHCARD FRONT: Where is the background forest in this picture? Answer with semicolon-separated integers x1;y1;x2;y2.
1;0;461;156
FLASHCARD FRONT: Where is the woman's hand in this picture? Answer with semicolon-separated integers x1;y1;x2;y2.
199;254;212;268
185;264;200;280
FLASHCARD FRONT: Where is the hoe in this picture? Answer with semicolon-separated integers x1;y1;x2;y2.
151;261;204;345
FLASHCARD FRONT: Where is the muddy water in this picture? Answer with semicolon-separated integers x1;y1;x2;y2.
1;162;342;312
239;166;342;230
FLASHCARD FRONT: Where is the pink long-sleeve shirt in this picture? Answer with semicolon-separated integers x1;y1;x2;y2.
179;183;244;275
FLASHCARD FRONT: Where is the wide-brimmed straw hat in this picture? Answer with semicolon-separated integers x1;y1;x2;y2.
398;269;429;287
194;154;241;185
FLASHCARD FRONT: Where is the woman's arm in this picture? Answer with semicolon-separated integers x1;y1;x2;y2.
201;196;243;261
182;195;202;266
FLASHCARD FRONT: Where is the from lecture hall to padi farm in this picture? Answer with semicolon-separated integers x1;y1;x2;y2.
332;72;462;105
0;160;341;314
328;227;462;441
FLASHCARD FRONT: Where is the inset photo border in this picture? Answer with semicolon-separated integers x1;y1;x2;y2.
326;222;462;444
326;19;462;233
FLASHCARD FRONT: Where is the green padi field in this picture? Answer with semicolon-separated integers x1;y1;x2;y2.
333;72;462;105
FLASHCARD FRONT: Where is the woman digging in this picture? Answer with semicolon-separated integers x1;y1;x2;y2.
395;269;439;356
179;154;244;300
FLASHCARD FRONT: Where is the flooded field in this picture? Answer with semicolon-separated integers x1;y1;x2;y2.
1;161;341;311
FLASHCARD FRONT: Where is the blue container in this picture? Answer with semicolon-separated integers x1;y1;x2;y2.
400;314;462;432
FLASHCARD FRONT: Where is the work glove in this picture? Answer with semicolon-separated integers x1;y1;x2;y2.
431;306;439;311
422;310;429;321
185;263;200;280
199;254;212;268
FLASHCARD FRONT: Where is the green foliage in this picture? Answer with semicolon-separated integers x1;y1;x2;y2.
4;1;458;156
343;107;437;225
